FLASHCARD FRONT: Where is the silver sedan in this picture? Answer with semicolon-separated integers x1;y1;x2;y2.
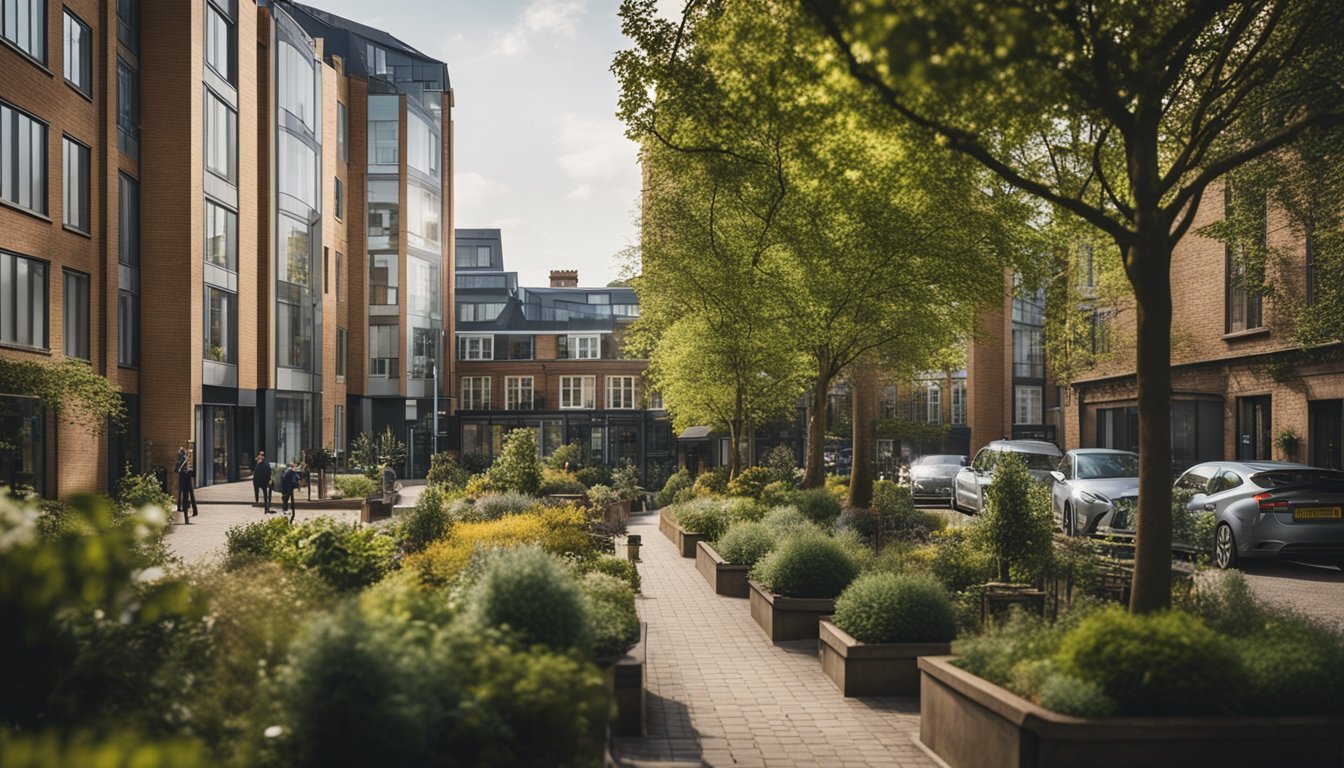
908;454;967;506
1050;449;1140;536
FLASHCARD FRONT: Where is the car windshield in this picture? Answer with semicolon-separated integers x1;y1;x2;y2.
1017;452;1061;471
1252;469;1344;487
916;455;964;466
1076;453;1140;480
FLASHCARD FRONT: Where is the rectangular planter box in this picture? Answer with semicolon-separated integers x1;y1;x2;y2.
748;580;833;643
695;540;750;598
657;507;709;558
818;620;950;697
611;622;647;737
918;655;1344;768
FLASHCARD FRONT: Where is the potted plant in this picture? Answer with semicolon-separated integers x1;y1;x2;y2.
660;499;729;557
1274;426;1301;460
696;520;775;598
302;447;333;500
748;529;859;642
974;453;1054;623
819;572;956;696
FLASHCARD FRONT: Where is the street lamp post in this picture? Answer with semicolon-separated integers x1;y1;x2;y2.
432;328;441;456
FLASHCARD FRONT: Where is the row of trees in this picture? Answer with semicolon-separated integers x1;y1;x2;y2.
616;0;1344;613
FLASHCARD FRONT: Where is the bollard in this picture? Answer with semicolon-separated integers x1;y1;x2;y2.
626;534;642;563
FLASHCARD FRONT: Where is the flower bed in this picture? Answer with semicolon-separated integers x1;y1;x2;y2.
696;540;751;597
748;580;835;642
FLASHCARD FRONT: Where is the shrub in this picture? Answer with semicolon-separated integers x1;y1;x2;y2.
349;427;406;480
751;529;860;599
426;452;470;490
277;517;399;592
715;521;777;566
764;444;797;484
973;454;1055;582
670;497;731;540
580;555;641;593
1054;606;1241;716
724;496;766;523
585;484;620;509
835;507;880;542
473;491;538;521
582;572;640;659
924;528;996;593
462;546;591;653
538;467;585;496
459;451;493;474
545;442;585;471
760;480;793;508
463;473;495;498
406;505;594;586
610;463;642;501
486;429;542;496
691;467;728;496
574;465;611;488
654;469;692;508
224;516;292;567
1036;671;1116;718
333;474;377;499
0;732;210;768
114;468;173;513
873;479;943;534
832;572;957;644
727;466;773;500
761;505;817;536
791;488;842;528
399;485;450;553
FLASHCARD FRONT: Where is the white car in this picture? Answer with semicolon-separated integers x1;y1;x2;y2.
953;440;1063;514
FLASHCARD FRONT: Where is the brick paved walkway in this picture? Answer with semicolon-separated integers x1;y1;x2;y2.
613;511;935;768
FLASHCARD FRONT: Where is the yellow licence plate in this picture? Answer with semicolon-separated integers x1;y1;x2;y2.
1294;507;1342;520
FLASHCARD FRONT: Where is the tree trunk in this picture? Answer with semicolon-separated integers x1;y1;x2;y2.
727;420;741;480
1126;228;1175;614
848;365;877;509
801;374;831;488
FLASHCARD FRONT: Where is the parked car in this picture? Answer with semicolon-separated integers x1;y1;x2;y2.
1168;461;1344;569
1050;449;1140;536
908;454;968;507
953;440;1063;514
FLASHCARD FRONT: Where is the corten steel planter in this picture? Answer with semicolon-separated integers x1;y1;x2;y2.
918;656;1344;768
748;580;834;643
817;620;950;697
657;508;710;558
603;499;633;531
695;540;750;597
607;622;647;737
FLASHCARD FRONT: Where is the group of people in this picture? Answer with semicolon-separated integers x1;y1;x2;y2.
251;451;304;521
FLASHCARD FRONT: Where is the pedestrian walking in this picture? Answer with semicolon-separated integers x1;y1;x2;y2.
253;451;273;514
279;460;301;523
176;445;198;523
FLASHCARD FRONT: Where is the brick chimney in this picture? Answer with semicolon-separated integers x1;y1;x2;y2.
549;269;579;288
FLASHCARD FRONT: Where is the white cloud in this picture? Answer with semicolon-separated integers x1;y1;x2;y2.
555;113;639;202
454;172;517;229
494;0;587;57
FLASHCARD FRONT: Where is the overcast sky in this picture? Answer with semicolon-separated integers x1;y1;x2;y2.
309;0;672;288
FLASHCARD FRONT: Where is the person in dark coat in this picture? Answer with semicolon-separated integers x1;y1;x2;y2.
176;445;198;523
253;451;273;514
279;461;301;523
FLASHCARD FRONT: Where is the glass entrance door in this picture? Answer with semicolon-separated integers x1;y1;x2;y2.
211;408;232;484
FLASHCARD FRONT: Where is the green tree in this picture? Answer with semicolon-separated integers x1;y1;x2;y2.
804;0;1344;611
487;428;542;496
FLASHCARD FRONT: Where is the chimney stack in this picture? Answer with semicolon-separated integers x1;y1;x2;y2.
549;269;579;288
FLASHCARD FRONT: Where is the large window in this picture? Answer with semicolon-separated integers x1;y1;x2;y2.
64;10;92;96
116;58;139;159
2;0;44;62
461;376;491;410
205;89;236;182
367;179;399;249
62;136;89;232
369;253;397;305
1225;185;1266;333
335;327;346;380
1012;326;1044;378
118;173;139;266
506;376;534;410
205;3;235;83
1;102;47;214
562;334;601;360
407;111;438;177
63;269;89;359
410;327;436;379
1014;386;1042;425
368;325;398;377
606;376;636;410
458;274;506;289
457;334;492;361
278;132;316;208
335;251;343;301
406;183;440;248
560;375;596;410
205;200;237;270
925;382;942;424
456;244;492;268
334;176;343;219
1;251;47;349
458;302;504;322
336;102;347;162
951;380;966;425
407;257;439;317
117;290;138;366
279;41;317;132
205;286;235;363
116;0;138;52
370;120;398;165
506;335;532;360
278;214;310;287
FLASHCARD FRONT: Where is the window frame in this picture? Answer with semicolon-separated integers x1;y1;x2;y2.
116;57;139;159
0;250;49;351
62;268;89;359
505;375;534;411
204;198;237;271
204;285;236;364
1013;385;1043;425
63;9;93;97
461;376;492;410
457;334;493;361
1;100;49;215
62;134;90;233
335;327;347;381
606;375;636;410
560;375;596;410
568;334;600;360
204;1;236;84
2;0;46;64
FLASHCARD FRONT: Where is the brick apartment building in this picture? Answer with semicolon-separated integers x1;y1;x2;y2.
1064;179;1344;472
452;228;675;484
0;0;453;496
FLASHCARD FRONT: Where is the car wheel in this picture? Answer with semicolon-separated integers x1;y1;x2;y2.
1063;504;1076;537
1213;523;1238;570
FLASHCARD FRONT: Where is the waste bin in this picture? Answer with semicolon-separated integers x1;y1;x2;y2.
360;494;393;524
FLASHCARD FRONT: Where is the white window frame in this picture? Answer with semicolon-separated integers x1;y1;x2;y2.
606;375;636;410
951;381;966;426
569;334;599;360
505;375;534;410
461;376;491;410
925;382;942;425
1014;386;1043;425
458;334;493;361
560;375;595;410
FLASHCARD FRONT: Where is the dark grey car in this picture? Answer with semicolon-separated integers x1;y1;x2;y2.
908;454;968;506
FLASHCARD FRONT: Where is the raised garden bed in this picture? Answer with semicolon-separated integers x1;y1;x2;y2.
917;655;1344;768
818;619;949;697
608;622;647;737
658;507;709;558
748;580;833;643
695;540;750;598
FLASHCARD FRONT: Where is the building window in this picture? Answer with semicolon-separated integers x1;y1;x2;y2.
457;334;493;361
507;335;532;360
563;334;600;360
406;183;440;248
410;327;436;379
62;136;90;232
1;101;47;214
369;252;398;305
458;302;505;322
560;375;596;409
116;58;139;159
204;286;235;363
456;244;491;268
117;290;138;366
279;40;317;133
370;120;398;165
1225;185;1266;333
1;251;48;350
368;324;398;377
64;10;92;96
205;3;235;83
1012;326;1044;378
607;376;636;409
648;390;664;410
951;381;966;426
1014;386;1042;425
63;269;89;359
337;102;347;162
118;173;139;266
407;111;438;177
1090;310;1112;355
612;303;640;317
2;0;45;62
335;327;347;380
334;177;343;219
334;404;344;458
926;383;942;424
335;251;343;302
457;274;506;289
116;0;138;52
205;199;237;270
367;179;398;249
278;214;310;287
461;376;491;410
278;132;316;209
506;376;534;410
205;89;237;183
408;257;439;317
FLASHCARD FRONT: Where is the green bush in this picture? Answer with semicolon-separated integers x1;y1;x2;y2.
761;505;818;536
1036;671;1116;718
715;521;777;566
581;555;641;593
691;467;728;496
585;484;620;509
0;731;210;768
459;451;493;475
462;546;591;653
973;454;1055;582
473;491;539;521
654;469;692;508
486;429;543;496
277;517;399;592
581;572;640;659
670;497;731;541
574;465;611;488
349;427;407;480
832;572;957;644
835;507;880;542
1054;606;1241;716
764;444;797;484
545;441;585;471
114;467;173;513
760;480;793;507
224;516;292;567
426;452;470;490
791;488;842;528
333;474;378;499
927;528;996;593
724;496;766;523
751;529;860;599
399;485;450;553
539;467;585;495
727;466;773;499
611;463;642;501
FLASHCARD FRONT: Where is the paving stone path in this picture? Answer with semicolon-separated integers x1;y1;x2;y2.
612;511;936;768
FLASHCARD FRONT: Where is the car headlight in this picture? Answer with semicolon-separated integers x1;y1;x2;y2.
1079;490;1111;506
